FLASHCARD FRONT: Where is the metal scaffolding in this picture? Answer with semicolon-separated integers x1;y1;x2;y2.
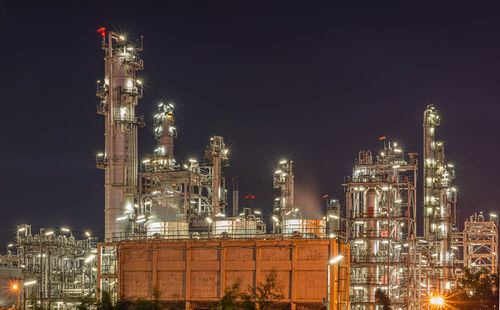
2;224;97;309
96;29;145;241
463;212;498;274
344;142;418;309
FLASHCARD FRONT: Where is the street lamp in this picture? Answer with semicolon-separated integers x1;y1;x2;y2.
326;255;344;309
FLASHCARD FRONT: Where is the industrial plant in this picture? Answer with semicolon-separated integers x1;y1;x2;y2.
0;29;497;310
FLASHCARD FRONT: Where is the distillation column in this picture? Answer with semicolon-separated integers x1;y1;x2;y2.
422;105;457;291
204;136;229;217
272;160;294;232
96;29;144;240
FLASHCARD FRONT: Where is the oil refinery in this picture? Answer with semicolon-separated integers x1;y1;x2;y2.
0;29;498;310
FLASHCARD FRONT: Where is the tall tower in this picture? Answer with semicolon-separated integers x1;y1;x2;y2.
272;160;294;232
203;136;229;217
422;105;457;290
345;144;418;309
96;29;144;240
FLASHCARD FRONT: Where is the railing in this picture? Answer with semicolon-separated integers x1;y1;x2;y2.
106;229;346;243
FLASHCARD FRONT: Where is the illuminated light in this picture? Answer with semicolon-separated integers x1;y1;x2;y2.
490;213;497;218
24;280;37;286
380;152;385;157
136;218;146;223
354;240;364;244
447;163;454;168
394;148;402;153
11;283;19;292
392;165;401;169
239;213;245;216
136;79;142;85
126;79;133;88
61;227;70;233
329;255;344;264
142;159;150;164
45;231;54;236
7;243;13;247
188;158;197;163
205;217;213;224
116;216;127;221
224;149;229;155
355;221;364;224
272;216;279;223
127;47;134;51
420;283;427;287
215;213;225;217
120;107;127;118
119;35;125;40
381;240;389;244
96;27;106;37
183;164;188;169
137;215;145;220
84;254;96;263
445;282;451;290
381;186;389;191
279;160;287;164
104;78;109;85
329;214;339;219
429;296;444;306
18;227;25;232
254;210;261;215
275;170;282;174
329;234;335;238
91;267;97;272
395;199;402;203
85;231;91;237
393;142;398;147
352;286;363;290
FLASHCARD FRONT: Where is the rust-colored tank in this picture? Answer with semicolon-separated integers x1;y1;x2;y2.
99;237;349;309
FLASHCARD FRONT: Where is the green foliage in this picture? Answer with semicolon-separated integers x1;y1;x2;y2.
217;270;284;310
449;268;499;309
375;289;391;310
97;291;114;310
254;271;284;310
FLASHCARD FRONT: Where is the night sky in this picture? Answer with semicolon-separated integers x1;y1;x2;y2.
1;1;499;248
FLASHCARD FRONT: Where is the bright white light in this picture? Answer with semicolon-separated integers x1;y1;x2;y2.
136;218;146;223
272;216;279;223
24;280;37;286
491;213;497;218
329;214;339;219
120;107;127;118
116;216;127;221
136;79;142;85
126;79;133;88
7;243;13;247
45;231;54;236
61;227;70;232
279;160;287;164
254;210;261;215
430;296;444;306
329;255;344;264
215;213;225;217
206;217;213;224
188;158;197;163
392;165;401;169
84;254;96;263
85;231;91;237
381;186;389;191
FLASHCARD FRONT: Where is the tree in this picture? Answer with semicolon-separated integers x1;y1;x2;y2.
375;289;391;310
218;270;284;310
448;268;499;310
254;271;284;310
97;291;115;310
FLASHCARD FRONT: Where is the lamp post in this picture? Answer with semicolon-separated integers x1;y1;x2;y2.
326;255;344;310
11;282;20;309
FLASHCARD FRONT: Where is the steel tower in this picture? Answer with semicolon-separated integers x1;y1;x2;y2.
421;105;457;291
96;29;144;240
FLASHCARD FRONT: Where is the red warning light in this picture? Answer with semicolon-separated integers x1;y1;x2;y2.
251;195;255;199
245;195;249;199
97;27;106;37
378;136;387;140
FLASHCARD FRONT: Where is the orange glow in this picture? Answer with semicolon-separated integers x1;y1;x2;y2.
10;282;19;292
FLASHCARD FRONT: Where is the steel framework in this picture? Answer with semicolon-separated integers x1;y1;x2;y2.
463;212;498;274
344;143;418;309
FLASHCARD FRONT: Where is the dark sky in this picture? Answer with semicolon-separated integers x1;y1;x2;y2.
0;1;499;248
